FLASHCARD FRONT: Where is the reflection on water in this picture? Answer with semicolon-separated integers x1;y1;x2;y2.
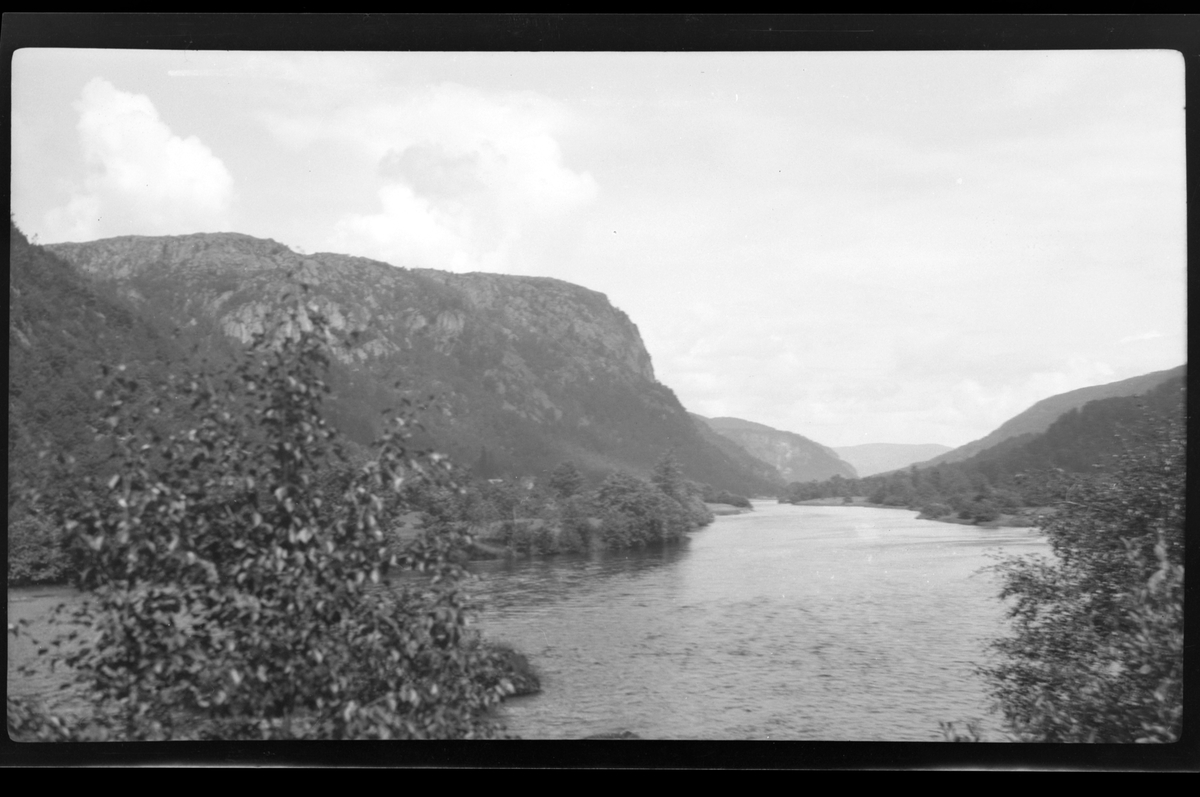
470;502;1048;740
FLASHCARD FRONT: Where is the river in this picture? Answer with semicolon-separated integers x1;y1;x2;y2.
8;501;1048;741
469;501;1049;740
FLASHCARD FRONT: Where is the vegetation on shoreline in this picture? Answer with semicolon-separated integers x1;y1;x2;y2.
7;220;754;588
8;298;521;740
779;373;1183;528
7;278;741;740
979;415;1184;742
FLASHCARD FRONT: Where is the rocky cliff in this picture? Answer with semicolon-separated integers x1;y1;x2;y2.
696;416;857;483
44;232;778;494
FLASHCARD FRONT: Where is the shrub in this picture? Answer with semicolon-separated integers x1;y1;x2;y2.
8;296;515;741
979;416;1184;742
593;471;692;548
917;502;951;520
709;490;751;509
7;513;69;586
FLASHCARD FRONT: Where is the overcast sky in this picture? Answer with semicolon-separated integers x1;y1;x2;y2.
11;49;1186;447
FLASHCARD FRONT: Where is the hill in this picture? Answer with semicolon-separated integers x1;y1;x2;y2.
833;443;952;477
9;222;192;484
696;416;857;482
38;231;778;495
782;369;1185;523
917;366;1186;468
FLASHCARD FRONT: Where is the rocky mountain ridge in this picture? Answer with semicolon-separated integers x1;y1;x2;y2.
42;232;778;494
696;415;857;483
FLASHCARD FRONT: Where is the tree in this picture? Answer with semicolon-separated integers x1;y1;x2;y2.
8;296;515;741
548;460;585;499
594;471;691;547
979;415;1184;742
650;450;685;503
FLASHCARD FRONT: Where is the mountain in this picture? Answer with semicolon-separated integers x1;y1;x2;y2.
917;365;1187;468
696;416;857;482
688;413;786;492
9;222;191;483
38;231;778;495
783;371;1185;516
833;443;953;477
951;373;1185;481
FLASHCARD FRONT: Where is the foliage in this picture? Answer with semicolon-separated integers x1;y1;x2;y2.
650;450;686;503
7;514;71;585
548;460;585;499
594;471;693;548
705;489;751;508
979;415;1184;742
779;375;1185;525
8;220;191;585
9;296;516;741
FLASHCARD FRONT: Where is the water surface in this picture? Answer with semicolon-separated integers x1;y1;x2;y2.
470;501;1048;740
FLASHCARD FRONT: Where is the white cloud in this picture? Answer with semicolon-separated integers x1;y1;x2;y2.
1119;331;1164;344
43;78;234;241
274;83;597;272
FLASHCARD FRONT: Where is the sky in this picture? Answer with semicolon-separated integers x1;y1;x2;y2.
10;49;1187;448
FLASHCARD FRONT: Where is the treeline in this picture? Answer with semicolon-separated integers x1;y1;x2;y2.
7;216;749;585
6;288;751;740
13;423;745;585
392;453;728;560
780;374;1185;525
9;299;523;740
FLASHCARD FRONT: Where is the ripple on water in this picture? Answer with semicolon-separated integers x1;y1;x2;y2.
476;505;1046;740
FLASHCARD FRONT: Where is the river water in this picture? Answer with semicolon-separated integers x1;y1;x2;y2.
8;502;1048;742
469;501;1049;741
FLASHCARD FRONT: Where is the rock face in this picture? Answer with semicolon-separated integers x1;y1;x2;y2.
914;365;1187;468
833;443;953;477
44;232;778;495
696;416;857;483
689;413;785;492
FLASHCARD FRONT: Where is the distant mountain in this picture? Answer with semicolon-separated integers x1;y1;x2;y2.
688;413;786;491
924;372;1186;508
783;371;1185;515
833;443;953;477
917;365;1187;468
696;416;857;482
38;231;778;495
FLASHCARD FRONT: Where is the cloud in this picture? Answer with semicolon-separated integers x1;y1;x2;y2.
276;83;597;272
1119;331;1164;344
43;78;233;241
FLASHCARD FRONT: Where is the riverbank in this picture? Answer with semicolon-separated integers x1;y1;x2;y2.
704;502;754;516
8;584;543;738
780;497;1047;530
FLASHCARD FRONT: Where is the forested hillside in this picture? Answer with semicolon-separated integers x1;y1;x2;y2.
915;365;1186;467
9;223;783;584
42;232;779;496
782;371;1185;524
9;222;185;480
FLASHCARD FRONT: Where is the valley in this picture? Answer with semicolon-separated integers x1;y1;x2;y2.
8;222;1186;748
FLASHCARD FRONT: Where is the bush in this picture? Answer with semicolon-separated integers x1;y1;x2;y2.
708;490;751;509
980;416;1184;742
8;296;515;741
7;513;70;585
593;471;692;548
917;503;951;520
